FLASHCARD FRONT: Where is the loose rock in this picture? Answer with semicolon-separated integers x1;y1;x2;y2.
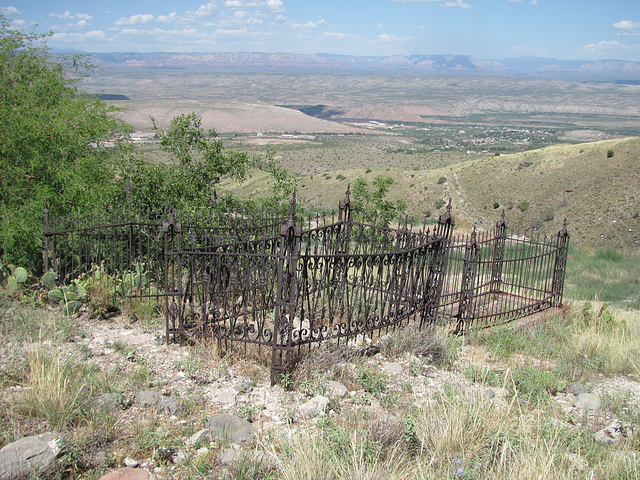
205;414;254;446
98;467;154;480
300;395;330;417
573;392;602;410
0;432;60;480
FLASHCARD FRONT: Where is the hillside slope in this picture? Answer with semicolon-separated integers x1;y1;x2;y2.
221;137;639;249
450;137;640;249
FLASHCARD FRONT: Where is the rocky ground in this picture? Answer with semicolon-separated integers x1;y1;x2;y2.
1;309;639;479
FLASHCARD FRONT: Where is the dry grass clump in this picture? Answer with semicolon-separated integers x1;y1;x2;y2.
13;348;111;431
379;323;459;367
291;340;360;389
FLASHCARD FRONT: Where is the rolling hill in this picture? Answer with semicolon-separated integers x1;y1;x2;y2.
221;137;640;250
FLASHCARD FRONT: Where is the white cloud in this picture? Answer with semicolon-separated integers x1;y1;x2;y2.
158;12;180;23
394;0;472;7
117;27;200;38
1;6;21;15
293;19;326;29
265;0;284;10
52;30;106;41
216;27;251;36
223;0;283;9
323;32;358;40
50;11;93;21
374;33;413;42
234;10;249;18
115;14;155;26
582;40;628;55
50;11;74;19
441;0;471;8
614;20;640;36
189;3;218;17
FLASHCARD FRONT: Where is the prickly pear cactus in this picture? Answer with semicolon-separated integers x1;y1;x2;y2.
7;276;19;295
65;292;80;302
75;283;87;300
14;267;27;284
41;271;57;290
48;289;64;304
64;301;82;315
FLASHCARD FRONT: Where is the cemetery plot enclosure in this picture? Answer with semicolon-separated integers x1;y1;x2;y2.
44;193;569;382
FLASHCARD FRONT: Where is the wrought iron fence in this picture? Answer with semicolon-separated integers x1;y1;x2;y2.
44;190;569;382
43;202;289;302
439;211;569;334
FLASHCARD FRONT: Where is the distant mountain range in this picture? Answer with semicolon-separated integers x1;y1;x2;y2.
86;51;640;82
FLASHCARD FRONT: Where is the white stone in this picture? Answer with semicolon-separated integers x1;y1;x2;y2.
300;395;330;418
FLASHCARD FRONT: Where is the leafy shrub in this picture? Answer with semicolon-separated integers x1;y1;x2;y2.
493;202;500;209
435;199;446;210
437;176;447;184
519;200;530;212
607;149;615;158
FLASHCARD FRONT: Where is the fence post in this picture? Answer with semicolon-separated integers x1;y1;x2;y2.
420;202;455;328
338;185;354;254
436;198;455;240
43;207;50;274
455;228;479;334
551;220;570;308
163;206;182;344
489;210;507;294
271;195;302;385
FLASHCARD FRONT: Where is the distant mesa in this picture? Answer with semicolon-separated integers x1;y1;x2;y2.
86;52;640;81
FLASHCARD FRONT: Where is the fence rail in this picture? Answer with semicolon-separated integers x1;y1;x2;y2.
44;192;569;382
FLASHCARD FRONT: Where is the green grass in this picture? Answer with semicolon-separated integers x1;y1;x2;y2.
565;247;640;309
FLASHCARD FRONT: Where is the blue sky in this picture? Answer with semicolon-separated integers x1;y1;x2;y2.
2;0;640;60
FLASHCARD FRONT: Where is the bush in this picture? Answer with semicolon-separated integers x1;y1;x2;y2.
493;202;500;209
437;176;447;185
519;200;530;212
607;149;615;158
0;19;131;271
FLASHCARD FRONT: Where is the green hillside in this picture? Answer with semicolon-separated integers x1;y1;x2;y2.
222;137;640;250
451;137;640;249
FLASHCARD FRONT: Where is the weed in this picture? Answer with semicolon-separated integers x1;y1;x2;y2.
356;366;387;396
16;348;99;430
237;403;263;423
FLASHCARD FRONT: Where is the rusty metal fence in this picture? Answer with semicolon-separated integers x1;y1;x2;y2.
439;212;569;334
44;191;569;382
43;202;288;302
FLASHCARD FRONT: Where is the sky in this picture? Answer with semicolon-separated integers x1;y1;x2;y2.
2;0;640;61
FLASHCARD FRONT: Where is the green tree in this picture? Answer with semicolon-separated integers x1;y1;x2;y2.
352;176;407;225
120;115;295;212
120;112;251;210
0;17;131;270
